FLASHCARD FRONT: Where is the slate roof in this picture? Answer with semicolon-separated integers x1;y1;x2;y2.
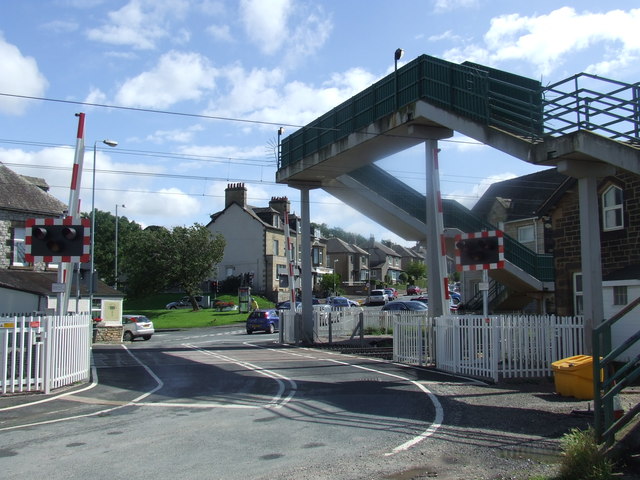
327;237;365;254
0;270;122;297
0;162;67;216
471;168;573;221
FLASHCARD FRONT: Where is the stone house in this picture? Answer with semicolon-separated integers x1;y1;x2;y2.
207;183;329;301
475;167;640;360
326;237;370;291
359;237;403;285
0;162;122;316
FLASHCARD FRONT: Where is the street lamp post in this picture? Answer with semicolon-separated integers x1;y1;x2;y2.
90;139;118;317
333;259;339;296
115;203;125;289
277;127;285;169
394;48;404;110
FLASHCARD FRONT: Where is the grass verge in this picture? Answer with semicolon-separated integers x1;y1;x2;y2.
123;293;275;329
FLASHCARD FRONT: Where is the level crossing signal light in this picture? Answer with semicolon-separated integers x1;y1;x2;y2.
25;218;91;263
455;233;503;269
456;237;499;265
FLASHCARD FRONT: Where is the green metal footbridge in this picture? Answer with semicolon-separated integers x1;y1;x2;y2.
275;54;640;446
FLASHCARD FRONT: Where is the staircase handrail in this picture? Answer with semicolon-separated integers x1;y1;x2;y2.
593;296;640;446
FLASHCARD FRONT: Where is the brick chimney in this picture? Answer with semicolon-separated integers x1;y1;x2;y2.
225;183;247;208
268;196;290;214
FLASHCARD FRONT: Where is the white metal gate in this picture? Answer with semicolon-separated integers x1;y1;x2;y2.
1;314;92;394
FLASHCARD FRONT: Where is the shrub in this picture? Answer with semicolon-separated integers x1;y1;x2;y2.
558;427;612;480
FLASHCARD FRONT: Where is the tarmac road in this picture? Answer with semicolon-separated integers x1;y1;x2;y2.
1;325;638;479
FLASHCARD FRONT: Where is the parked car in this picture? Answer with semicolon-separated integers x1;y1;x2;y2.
407;285;422;295
246;309;280;334
122;315;154;341
367;289;389;305
275;300;301;310
411;295;429;305
384;288;398;300
328;296;360;308
410;295;459;313
381;300;428;312
166;296;206;309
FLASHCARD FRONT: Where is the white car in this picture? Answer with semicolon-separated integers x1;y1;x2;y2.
122;315;155;341
367;289;389;305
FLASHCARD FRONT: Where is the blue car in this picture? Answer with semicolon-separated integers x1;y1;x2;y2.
246;309;280;334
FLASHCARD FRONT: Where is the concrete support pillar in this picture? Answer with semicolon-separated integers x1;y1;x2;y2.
425;140;448;317
558;159;614;354
299;187;314;345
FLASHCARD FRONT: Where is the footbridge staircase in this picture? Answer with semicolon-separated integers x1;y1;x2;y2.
275;54;640;447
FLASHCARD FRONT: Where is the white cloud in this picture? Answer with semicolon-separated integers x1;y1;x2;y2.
433;0;479;14
206;24;233;43
144;124;204;144
205;64;376;128
239;0;331;64
84;87;108;105
240;0;291;55
443;7;640;77
114;50;217;108
86;0;189;50
40;20;79;34
447;173;516;209
0;35;48;115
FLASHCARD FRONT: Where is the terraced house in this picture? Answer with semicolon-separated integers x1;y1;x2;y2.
207;184;330;301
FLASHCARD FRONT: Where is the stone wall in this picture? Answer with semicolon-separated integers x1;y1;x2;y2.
551;171;640;315
92;325;123;344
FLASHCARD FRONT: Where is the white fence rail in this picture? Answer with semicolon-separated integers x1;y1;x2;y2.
1;314;92;394
280;309;584;382
433;314;584;381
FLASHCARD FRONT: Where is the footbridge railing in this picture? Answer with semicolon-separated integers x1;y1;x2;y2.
544;73;640;145
349;164;554;282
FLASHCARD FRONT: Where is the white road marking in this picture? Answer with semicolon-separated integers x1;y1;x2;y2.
247;342;444;455
3;336;443;456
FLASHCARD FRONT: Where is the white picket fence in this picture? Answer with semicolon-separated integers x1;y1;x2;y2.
282;309;584;382
402;314;584;382
1;314;92;394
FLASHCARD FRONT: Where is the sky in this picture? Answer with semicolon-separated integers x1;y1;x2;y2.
2;0;639;246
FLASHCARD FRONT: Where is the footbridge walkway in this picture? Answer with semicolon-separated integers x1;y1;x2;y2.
275;53;639;303
274;53;640;449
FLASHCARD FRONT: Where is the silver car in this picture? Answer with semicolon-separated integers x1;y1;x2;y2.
122;315;155;341
367;289;389;305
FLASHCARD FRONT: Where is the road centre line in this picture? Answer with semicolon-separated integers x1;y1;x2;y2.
173;343;298;409
246;342;444;456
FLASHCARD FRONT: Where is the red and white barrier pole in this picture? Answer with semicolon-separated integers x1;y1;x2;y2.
58;113;86;316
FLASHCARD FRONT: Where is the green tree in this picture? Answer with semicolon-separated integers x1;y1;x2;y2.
319;273;341;296
122;224;225;309
405;261;426;282
82;209;142;287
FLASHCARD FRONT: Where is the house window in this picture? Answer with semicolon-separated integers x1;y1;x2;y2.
613;286;628;306
573;273;583;315
312;247;323;266
602;185;624;231
12;227;28;266
518;225;535;243
273;239;279;256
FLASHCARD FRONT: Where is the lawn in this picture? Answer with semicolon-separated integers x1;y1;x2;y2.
123;293;275;329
